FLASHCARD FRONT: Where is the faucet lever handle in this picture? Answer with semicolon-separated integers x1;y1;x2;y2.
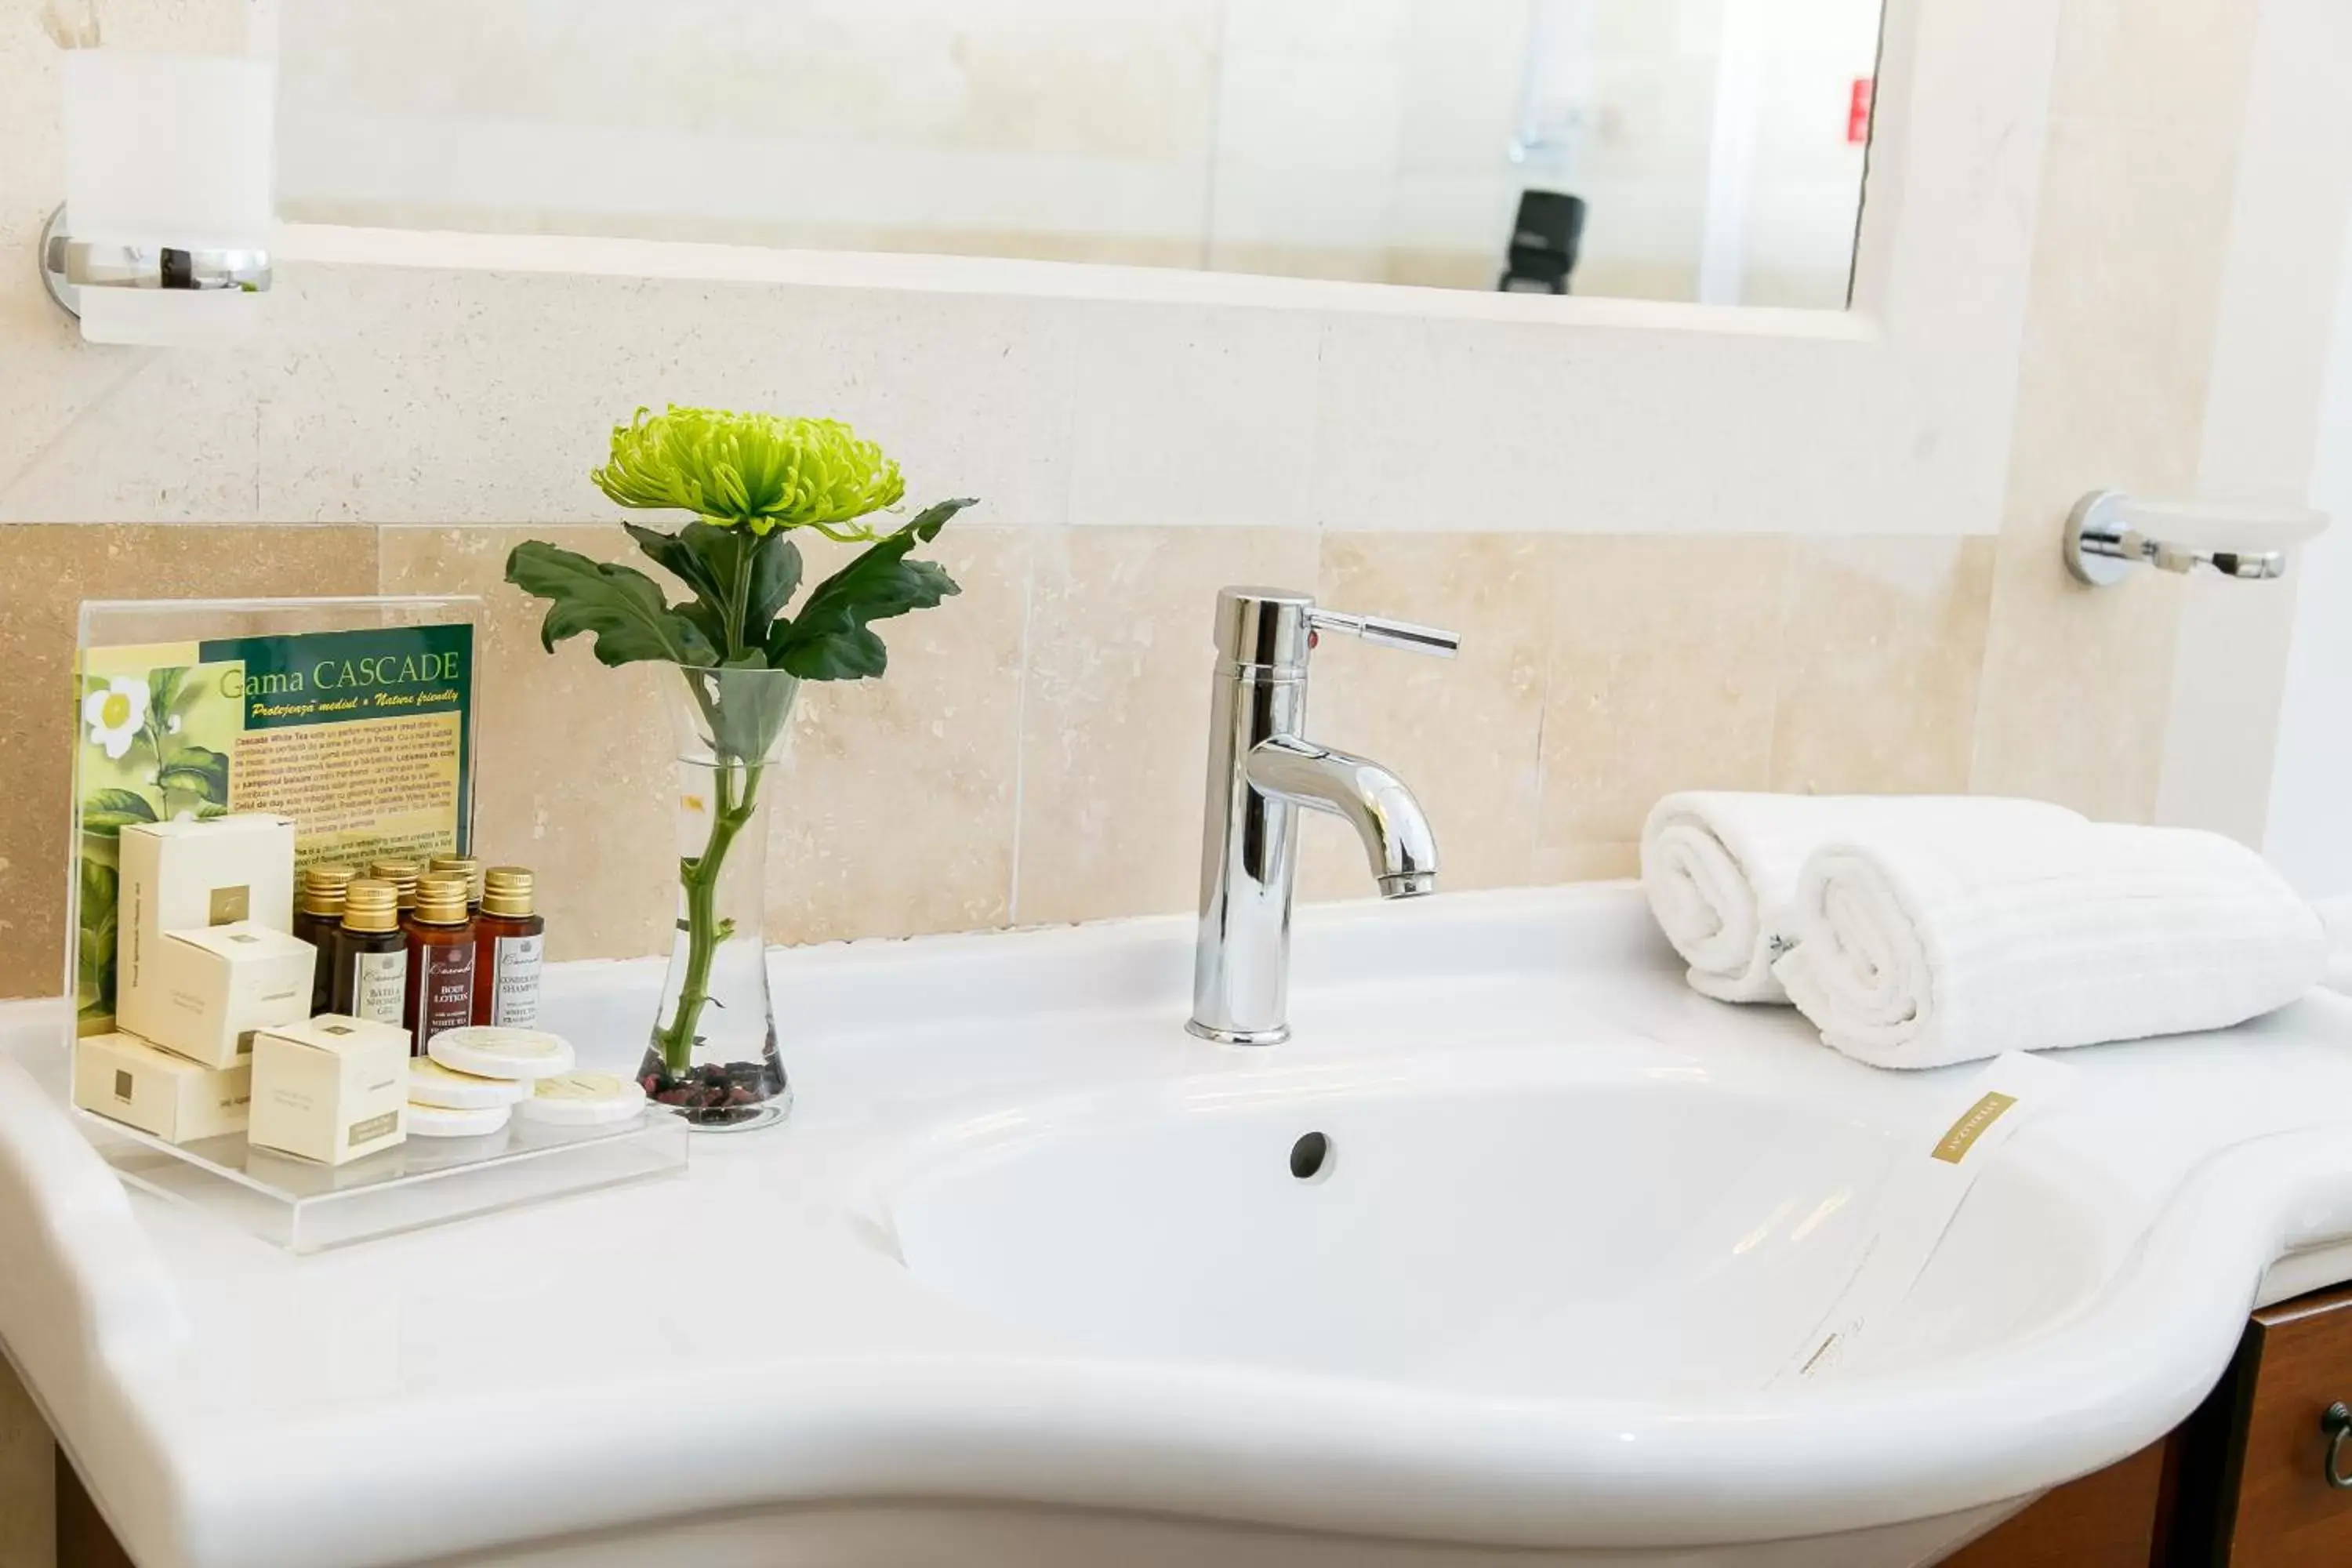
1305;609;1461;659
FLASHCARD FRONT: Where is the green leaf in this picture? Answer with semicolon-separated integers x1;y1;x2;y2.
506;542;718;668
765;499;973;681
632;524;804;657
677;600;730;654
739;535;803;652
157;746;230;804
624;521;728;609
81;788;159;835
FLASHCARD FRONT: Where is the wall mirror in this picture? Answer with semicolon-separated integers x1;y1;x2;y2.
277;0;1885;310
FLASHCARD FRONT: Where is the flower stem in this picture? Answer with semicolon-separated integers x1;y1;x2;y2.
652;757;763;1076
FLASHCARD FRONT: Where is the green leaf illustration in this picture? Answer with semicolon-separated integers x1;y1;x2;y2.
504;542;719;669
147;666;187;720
765;499;971;681
157;746;230;804
76;858;118;1014
81;788;160;835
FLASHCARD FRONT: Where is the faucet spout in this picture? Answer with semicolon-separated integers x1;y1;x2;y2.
1189;586;1457;1046
1245;735;1437;898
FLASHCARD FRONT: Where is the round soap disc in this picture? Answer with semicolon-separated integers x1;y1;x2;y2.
517;1071;648;1127
406;1098;512;1139
409;1057;532;1109
427;1025;576;1082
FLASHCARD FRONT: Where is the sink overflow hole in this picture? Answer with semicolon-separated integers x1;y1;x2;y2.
1290;1131;1330;1181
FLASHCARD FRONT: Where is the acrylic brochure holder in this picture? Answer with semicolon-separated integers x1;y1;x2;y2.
72;1100;688;1253
62;595;688;1252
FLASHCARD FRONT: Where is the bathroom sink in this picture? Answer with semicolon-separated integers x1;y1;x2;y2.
14;886;2352;1568
885;1054;2111;1398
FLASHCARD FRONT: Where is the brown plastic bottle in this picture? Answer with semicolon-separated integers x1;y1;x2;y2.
402;873;477;1057
430;853;485;912
472;866;545;1026
332;880;408;1029
294;862;357;1014
368;857;422;913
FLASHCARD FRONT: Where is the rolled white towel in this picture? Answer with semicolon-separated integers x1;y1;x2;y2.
1639;793;2085;1004
2315;896;2352;993
1773;822;2325;1069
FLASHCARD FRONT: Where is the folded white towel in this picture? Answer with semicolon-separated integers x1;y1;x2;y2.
1773;822;2325;1069
1639;793;2085;1004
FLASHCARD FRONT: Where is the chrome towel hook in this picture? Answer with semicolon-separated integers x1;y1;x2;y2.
2064;491;2328;587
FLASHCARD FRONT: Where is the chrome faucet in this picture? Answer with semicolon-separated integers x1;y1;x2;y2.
1188;587;1460;1045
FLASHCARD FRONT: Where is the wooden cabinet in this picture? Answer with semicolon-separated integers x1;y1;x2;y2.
2169;1283;2352;1566
1940;1439;2175;1568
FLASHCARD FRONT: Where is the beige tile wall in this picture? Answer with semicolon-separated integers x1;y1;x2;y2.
0;0;2263;1006
0;520;2004;994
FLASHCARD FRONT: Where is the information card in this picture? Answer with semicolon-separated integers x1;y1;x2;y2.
73;623;474;1029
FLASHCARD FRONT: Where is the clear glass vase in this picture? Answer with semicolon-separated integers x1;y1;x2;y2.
640;663;799;1132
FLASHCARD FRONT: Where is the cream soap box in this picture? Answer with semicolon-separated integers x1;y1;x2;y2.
121;923;313;1069
118;815;296;1044
249;1014;408;1166
72;1031;252;1144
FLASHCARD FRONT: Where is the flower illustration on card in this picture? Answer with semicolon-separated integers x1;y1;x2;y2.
73;659;242;1022
82;677;149;760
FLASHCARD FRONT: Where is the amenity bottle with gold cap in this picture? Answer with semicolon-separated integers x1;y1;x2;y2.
473;865;544;1027
430;854;485;912
294;862;356;1014
368;857;422;913
402;873;477;1056
332;879;408;1029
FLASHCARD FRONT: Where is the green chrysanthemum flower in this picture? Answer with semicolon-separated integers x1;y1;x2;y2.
592;405;906;540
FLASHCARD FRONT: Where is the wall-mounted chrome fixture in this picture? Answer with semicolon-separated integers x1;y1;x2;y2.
42;47;274;345
40;204;271;320
2063;491;2330;588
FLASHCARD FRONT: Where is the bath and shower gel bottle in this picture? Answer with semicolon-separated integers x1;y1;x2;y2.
332;879;408;1029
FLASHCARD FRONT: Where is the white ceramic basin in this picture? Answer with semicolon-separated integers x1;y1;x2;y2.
889;1062;2110;1400
11;886;2352;1568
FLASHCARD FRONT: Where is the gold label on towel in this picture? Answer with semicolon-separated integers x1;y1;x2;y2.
1932;1092;2019;1164
208;884;249;925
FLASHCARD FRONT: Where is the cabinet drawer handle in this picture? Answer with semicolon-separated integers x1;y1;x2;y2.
2324;1403;2352;1489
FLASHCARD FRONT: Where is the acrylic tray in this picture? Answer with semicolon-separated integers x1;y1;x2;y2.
73;1103;688;1254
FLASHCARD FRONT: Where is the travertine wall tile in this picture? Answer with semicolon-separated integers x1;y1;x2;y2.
385;522;1033;959
1298;532;1553;902
1772;536;1994;796
378;524;678;964
1536;535;1790;861
2054;0;2263;133
0;523;379;1000
1014;525;1319;924
1972;114;2241;818
768;527;1030;945
1065;301;1323;531
0;0;250;507
259;267;1078;528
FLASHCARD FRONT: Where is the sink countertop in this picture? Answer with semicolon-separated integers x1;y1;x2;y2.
8;884;2352;1567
